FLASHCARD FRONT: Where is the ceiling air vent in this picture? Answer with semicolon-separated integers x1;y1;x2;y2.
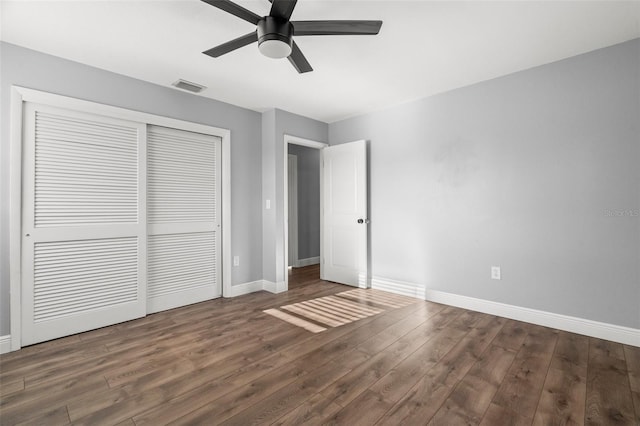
172;79;207;94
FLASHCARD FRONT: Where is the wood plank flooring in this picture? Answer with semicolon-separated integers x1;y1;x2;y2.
1;264;638;425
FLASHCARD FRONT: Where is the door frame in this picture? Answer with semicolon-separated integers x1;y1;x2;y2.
9;86;232;352
287;154;299;268
283;135;327;291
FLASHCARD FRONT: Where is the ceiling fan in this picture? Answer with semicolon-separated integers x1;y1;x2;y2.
201;0;383;73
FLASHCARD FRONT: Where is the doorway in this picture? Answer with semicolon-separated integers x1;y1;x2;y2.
283;135;327;291
287;144;321;268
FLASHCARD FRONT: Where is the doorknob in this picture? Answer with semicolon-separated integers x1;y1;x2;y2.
357;219;370;224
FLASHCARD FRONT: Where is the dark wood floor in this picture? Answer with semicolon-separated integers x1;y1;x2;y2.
1;264;638;425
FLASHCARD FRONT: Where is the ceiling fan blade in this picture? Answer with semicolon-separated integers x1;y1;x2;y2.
203;31;258;57
269;0;297;21
288;41;312;74
292;20;382;36
201;0;261;25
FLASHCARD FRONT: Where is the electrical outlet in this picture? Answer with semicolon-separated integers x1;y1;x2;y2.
233;256;240;266
491;266;501;280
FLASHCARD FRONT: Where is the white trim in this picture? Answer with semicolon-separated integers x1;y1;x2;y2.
295;256;320;268
228;280;265;297
283;134;327;293
285;135;328;149
358;272;372;289
10;87;24;352
371;276;426;299
263;280;287;294
9;86;232;351
222;129;232;300
287;154;299;268
10;87;228;136
371;276;640;347
0;336;11;354
225;279;289;297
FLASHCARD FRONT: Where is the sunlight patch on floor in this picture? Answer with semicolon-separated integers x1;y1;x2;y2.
264;289;418;333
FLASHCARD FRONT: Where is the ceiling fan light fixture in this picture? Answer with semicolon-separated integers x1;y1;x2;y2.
259;39;292;59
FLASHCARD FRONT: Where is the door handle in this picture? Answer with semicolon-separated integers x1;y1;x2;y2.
357;218;370;224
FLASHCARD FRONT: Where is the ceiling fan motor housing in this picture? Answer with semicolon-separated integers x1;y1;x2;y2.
257;16;293;57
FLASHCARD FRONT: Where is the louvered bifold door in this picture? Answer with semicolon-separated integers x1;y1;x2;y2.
21;103;147;346
147;126;221;313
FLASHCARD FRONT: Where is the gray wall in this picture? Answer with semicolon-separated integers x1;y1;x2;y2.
2;38;637;336
329;39;640;329
262;109;327;284
0;42;263;335
288;144;320;260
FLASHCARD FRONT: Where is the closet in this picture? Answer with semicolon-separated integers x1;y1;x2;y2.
19;100;221;346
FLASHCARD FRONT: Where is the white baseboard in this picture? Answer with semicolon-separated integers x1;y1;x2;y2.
228;280;265;297
0;335;11;354
263;280;287;294
295;256;320;268
358;272;371;289
371;276;425;298
229;279;288;297
371;276;640;347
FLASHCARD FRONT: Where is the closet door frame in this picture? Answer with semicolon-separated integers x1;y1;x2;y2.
9;86;232;352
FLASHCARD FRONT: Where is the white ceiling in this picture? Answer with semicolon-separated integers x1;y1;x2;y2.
2;1;639;123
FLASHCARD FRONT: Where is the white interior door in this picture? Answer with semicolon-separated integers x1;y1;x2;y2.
321;140;368;287
21;103;147;346
147;126;221;313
